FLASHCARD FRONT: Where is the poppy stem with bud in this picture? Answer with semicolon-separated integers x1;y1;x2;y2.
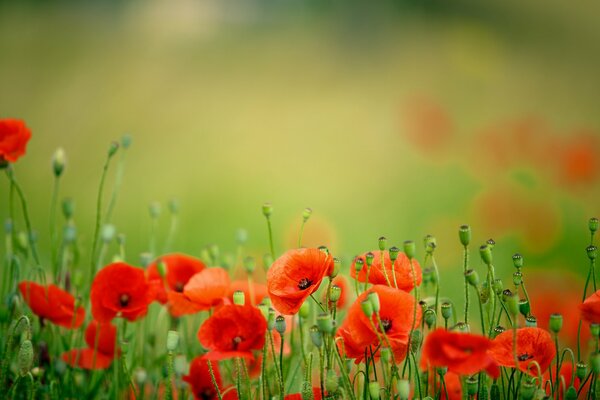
262;203;275;260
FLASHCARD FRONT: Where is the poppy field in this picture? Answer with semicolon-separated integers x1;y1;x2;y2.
1;118;599;400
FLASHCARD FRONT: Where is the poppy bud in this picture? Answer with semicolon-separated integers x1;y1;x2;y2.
149;202;161;219
465;269;479;286
108;141;119;157
262;203;273;218
520;381;536;400
403;240;416;260
62;198;75;220
331;257;341;278
368;382;380;400
587;245;597;260
486;238;496;249
591;352;600;374
354;257;364;274
590;217;599;234
380;347;391;363
424;235;436;254
139;252;153;268
267;308;276;330
466;377;478;396
513;271;522;286
16;231;28;251
329;285;342;303
549;313;563;333
361;299;374;317
479;245;493;265
325;370;338;393
368;292;380;313
236;228;248;245
317;313;334;334
365;252;374;267
299;301;310;319
244;256;255;274
166;330;179;352
310;326;323;348
120;133;132;149
52;148;66;177
389;246;400;263
519;299;530;317
525;316;537;327
437;366;448;376
565;386;577;400
233;290;245;306
591;323;600;337
134;368;147;385
512;253;524;269
302;207;312;222
493;279;504;295
275;315;286;335
410;330;422;353
459;225;471;247
101;224;116;243
576;362;587;380
258;303;269;321
18;340;34;375
378;236;387;251
441;302;452;321
424;309;436;329
398;379;410;400
263;253;273;269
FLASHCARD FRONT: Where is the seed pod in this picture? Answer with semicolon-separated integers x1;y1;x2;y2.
466;377;478;396
244;257;255;274
513;271;523;286
590;217;599;234
479;244;493;265
549;313;563;334
302;208;312;222
525;316;537;327
591;323;600;337
275;315;286;335
361;300;374;317
108;141;119;157
354;257;364;274
410;330;422;353
459;225;471;247
368;292;380;313
378;236;387;251
565;386;577;400
329;285;341;303
317;313;334;334
233;290;245;306
368;382;380;400
512;253;524;269
465;269;479;287
424;309;436;329
52;148;66;177
330;257;341;278
365;252;374;267
403;241;416;260
424;235;436;254
493;326;506;338
309;326;322;348
389;246;400;263
441;302;452;321
262;203;273;218
587;245;597;260
576;362;587;380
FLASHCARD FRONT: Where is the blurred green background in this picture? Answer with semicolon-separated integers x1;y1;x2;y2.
1;0;599;292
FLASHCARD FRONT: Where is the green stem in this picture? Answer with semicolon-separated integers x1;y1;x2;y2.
90;151;115;281
207;360;223;400
266;216;275;260
463;245;470;325
50;176;60;279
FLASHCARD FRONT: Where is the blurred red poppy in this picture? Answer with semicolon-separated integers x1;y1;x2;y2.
18;281;85;329
489;327;555;374
421;328;499;378
581;289;600;324
0;118;31;164
267;248;334;315
351;251;422;292
91;262;155;322
285;388;322;399
62;320;117;369
198;304;266;360
183;356;232;400
183;267;231;310
336;285;421;363
227;280;268;306
147;253;206;304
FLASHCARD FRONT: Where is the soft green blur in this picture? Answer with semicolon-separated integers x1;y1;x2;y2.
1;0;599;292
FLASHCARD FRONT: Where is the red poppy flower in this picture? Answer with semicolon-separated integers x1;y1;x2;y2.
18;281;85;329
62;320;117;369
267;248;334;315
581;289;600;324
147;253;206;304
91;262;155;322
336;285;421;363
184;267;231;309
0;118;31;164
421;328;499;378
489;327;555;374
228;280;268;306
183;356;233;400
198;304;266;360
350;251;422;292
285;388;322;400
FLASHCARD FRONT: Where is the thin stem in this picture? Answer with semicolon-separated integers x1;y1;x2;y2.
463;245;470;325
207;360;223;400
90;151;115;281
266;217;275;260
50;176;60;279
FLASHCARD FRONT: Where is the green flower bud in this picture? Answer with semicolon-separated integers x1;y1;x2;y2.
424;234;436;254
361;299;374;317
576;362;587;380
368;292;380;313
466;377;478;396
519;299;530;317
424;309;436;329
258;303;270;321
592;352;600;374
236;228;247;245
479;244;493;265
465;269;479;287
16;231;28;251
301;381;314;400
441;302;452;321
398;379;410;400
166;330;179;352
317;313;334;334
459;224;471;247
486;238;496;249
368;382;380;400
329;285;342;303
310;325;323;348
503;290;519;316
233;290;245;306
302;207;312;222
587;245;597;260
512;253;524;269
243;256;255;274
493;279;504;295
121;134;132;149
389;246;400;263
354;257;364;274
549;313;563;334
513;271;523;286
275;315;286;335
380;347;391;363
267;308;276;330
101;224;116;243
365;252;374;267
18;339;34;375
410;330;422;353
378;236;387;251
299;301;310;319
331;257;341;278
52;147;66;177
591;323;600;337
325;370;338;393
262;203;273;218
149;201;161;219
525;316;537;327
62;198;75;219
403;240;416;260
108;141;119;157
590;217;599;234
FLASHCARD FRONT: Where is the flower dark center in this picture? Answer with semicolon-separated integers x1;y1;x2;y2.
518;353;534;362
232;336;243;350
298;278;313;290
174;282;184;292
119;293;130;307
381;318;392;332
200;389;215;400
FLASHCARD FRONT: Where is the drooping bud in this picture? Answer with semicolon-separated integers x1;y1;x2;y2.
361;299;374;317
18;340;34;375
275;315;287;335
329;285;341;303
368;382;380;400
302;207;312;222
310;326;323;348
549;313;563;334
587;245;597;260
398;379;410;400
166;330;179;352
525;316;537;327
459;225;471;247
331;257;341;278
403;240;416;260
479;244;493;265
590;217;599;234
465;269;479;286
262;203;273;218
367;292;380;313
378;236;387;251
233;290;245;306
317;313;334;334
519;299;530;317
52;148;66;177
441;302;452;321
389;246;400;263
512;253;523;269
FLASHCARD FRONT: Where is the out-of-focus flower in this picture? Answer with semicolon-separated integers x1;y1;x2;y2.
62;320;117;369
198;304;266;360
183;267;231;312
401;96;454;155
0;118;31;164
488;327;555;374
581;290;600;324
351;251;422;292
91;262;155;322
18;281;85;329
183;356;238;400
267;248;334;315
555;131;600;187
147;253;205;304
